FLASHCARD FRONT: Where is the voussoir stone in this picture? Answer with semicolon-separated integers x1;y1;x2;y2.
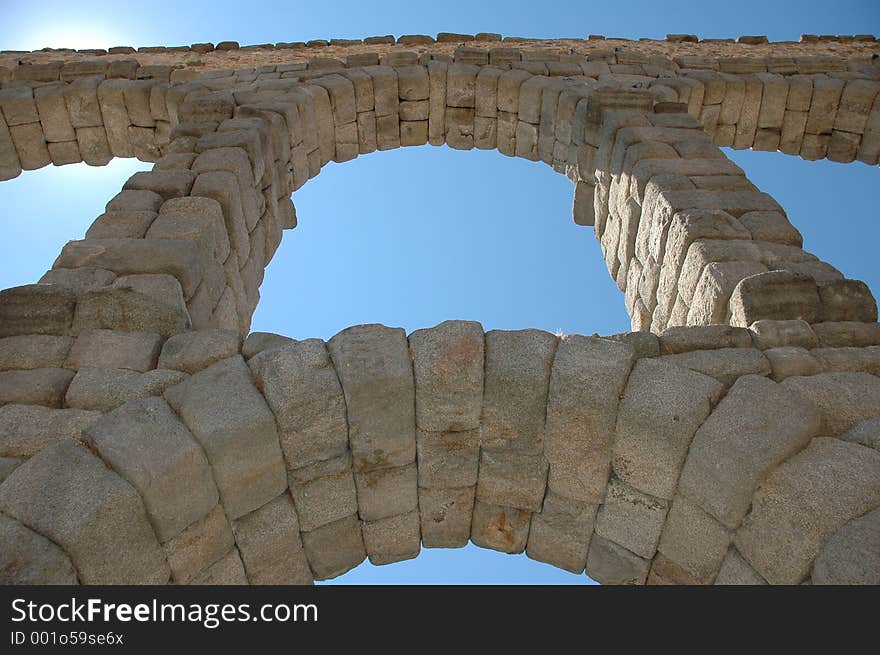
232;492;313;584
163;503;234;584
585;533;650;585
595;478;669;559
327;324;415;472
301;514;366;580
781;371;880;436
735;437;880;584
158;329;241;374
66;328;162;372
249;339;349;470
526;492;597;574
470;499;531;554
164;355;287;519
613;357;724;499
84;397;219;542
408;320;484;432
419;485;475;548
678;375;821;529
481;329;558;451
0;440;170;583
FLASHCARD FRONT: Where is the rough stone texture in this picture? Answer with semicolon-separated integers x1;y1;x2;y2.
84;397;218;542
0;284;76;338
781;372;880;436
249;340;348;470
470;500;531;554
735;437;880;584
164;356;287;519
678;375;821;529
287;454;358;532
714;548;767;585
408;320;483;432
476;449;548;512
163;504;234;584
656;495;731;584
419;485;475;548
65;367;186;412
0;513;78;584
158;329;240;374
242;331;296;359
526;493;597;573
66;329;162;372
595;478;669;559
839;417;880;451
544;336;635;503
811;507;880;585
0;335;73;371
232;492;313;584
613;358;723;499
191;549;248;584
327;324;415;472
0;440;170;583
0;404;101;457
585;533;650;585
301;514;366;580
0;368;74;408
362;509;421;565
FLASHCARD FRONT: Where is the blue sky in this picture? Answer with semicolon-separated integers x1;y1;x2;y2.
0;1;877;584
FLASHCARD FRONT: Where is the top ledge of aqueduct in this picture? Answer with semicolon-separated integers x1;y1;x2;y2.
0;30;879;587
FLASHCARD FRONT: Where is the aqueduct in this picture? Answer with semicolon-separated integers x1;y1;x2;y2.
0;32;879;585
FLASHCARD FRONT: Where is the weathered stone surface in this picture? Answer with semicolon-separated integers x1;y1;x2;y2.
0;456;22;482
812;321;880;348
249;340;348;470
65;367;186;412
191;549;248;584
408;320;483;432
678;375;821;528
0;404;101;458
327;324;415;472
242;331;296;359
782;372;880;436
84;397;218;542
66;328;162;372
158;329;240;374
839;417;880;451
362;509;420;565
164;356;286;519
817;279;877;323
714;547;766;585
39;267;116;294
0;440;170;583
613;358;723;499
470;500;531;554
419;485;475;548
0;284;76;338
595;478;669;559
735;437;880;584
0;334;73;371
585;533;650;585
812;507;880;585
233;493;313;584
544;336;635;503
0;368;74;408
354;463;417;521
729;270;820;326
287;454;358;532
481;329;557;451
0;513;78;584
657;347;771;386
764;346;822;380
87;210;158;240
657;495;731;584
163;504;234;584
301;514;365;580
749;319;817;349
476;449;548;511
526;493;596;574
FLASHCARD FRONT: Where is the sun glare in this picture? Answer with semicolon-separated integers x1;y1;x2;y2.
15;23;129;51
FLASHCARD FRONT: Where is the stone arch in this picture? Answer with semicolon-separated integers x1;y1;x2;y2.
1;36;879;585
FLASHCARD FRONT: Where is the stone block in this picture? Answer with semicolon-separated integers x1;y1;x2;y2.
163;504;234;584
65;367;187;412
656;495;731;584
85;397;218;542
526;493;597;574
735;437;880;584
66;328;162;372
64;77;103;128
544;336;635;502
164;356;287;519
678;375;821;528
749;319;817;349
354;463;417;522
0;404;101;458
812;507;880;585
408;320;483;432
241;331;296;359
233;493;312;584
327;324;415;472
0;335;73;371
362;509;420;565
470;500;531;554
585;533;650;585
612;358;723;499
764;347;823;380
0;513;78;584
158;329;240;374
782;371;880;436
34;83;75;142
249;339;349;470
658;325;753;354
301;514;365;580
191;549;248;584
481;329;557;451
839;417;880;451
714;548;766;584
287;454;357;532
657;347;771;386
0;440;169;583
0;367;73;408
86;210;158;239
0;284;76;338
419;485;475;548
817;279;877;323
595;478;669;559
476;449;548;512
